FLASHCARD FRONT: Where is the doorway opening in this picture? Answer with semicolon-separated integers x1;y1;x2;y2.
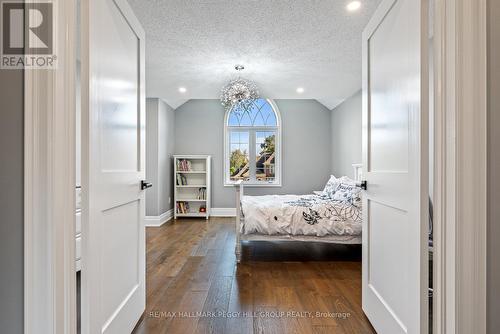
72;0;432;329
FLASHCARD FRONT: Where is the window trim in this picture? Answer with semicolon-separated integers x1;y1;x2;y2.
223;99;282;187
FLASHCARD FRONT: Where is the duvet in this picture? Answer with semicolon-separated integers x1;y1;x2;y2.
240;194;362;237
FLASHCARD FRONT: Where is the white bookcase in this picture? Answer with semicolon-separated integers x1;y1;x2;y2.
174;155;211;219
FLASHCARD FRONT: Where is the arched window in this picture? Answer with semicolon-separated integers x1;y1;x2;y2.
224;99;281;186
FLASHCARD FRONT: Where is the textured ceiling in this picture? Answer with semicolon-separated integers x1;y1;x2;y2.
127;0;382;109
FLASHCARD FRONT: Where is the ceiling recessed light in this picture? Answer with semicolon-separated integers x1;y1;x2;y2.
178;87;187;93
346;1;361;12
296;87;304;94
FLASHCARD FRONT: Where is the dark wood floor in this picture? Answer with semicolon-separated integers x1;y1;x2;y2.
132;217;375;334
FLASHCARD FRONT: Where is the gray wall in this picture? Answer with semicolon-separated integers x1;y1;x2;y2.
146;99;159;215
330;90;362;179
174;99;332;208
487;1;500;332
159;99;176;214
0;70;24;333
146;98;175;216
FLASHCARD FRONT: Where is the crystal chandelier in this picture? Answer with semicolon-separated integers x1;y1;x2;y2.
220;65;260;111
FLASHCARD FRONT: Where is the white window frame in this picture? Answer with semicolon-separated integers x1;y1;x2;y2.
223;99;282;187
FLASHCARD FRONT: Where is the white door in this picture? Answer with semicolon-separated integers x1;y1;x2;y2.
361;0;428;333
81;0;146;333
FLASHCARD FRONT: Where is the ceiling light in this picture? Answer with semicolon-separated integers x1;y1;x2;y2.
346;1;361;11
296;87;305;94
178;87;187;93
220;65;260;112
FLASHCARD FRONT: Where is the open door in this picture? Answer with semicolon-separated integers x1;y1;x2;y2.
361;0;428;333
81;0;146;333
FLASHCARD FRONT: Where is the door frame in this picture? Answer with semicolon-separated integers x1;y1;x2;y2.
432;0;487;333
23;0;77;333
22;0;487;333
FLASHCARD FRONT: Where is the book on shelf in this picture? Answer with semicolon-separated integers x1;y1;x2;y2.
197;187;206;200
176;201;190;214
176;159;192;172
176;173;188;186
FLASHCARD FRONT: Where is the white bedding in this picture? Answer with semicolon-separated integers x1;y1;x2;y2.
240;194;362;237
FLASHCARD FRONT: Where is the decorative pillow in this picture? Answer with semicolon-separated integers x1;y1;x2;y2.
331;176;361;202
322;175;342;198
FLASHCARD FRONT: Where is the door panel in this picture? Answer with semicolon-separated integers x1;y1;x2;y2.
362;0;428;333
100;11;139;172
101;201;141;322
82;0;146;333
368;200;409;327
368;0;410;173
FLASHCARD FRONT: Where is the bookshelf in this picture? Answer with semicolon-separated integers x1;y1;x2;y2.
174;155;211;219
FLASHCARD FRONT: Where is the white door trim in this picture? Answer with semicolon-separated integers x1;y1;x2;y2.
22;0;488;333
432;0;487;333
24;0;77;333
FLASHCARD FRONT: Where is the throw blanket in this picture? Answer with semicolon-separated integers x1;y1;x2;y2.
240;194;362;237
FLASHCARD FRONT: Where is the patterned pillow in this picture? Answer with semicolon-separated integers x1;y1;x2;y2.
331;177;361;202
322;175;341;198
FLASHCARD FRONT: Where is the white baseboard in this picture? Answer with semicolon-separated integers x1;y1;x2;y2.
145;209;174;227
211;207;236;217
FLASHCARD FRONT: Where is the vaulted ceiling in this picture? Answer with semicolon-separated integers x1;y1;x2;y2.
127;0;382;109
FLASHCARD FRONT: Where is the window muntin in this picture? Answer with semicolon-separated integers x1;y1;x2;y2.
225;99;281;186
227;98;277;127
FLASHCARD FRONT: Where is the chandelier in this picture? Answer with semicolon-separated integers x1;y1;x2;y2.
220;65;260;112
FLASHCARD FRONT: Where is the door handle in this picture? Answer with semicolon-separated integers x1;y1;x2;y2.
358;180;367;190
141;180;153;190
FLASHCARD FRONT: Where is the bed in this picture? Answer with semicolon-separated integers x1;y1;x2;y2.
234;164;364;262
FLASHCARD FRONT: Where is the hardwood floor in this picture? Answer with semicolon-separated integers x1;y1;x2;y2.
132;217;375;334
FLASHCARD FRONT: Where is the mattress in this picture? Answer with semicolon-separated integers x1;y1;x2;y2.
240;194;362;238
